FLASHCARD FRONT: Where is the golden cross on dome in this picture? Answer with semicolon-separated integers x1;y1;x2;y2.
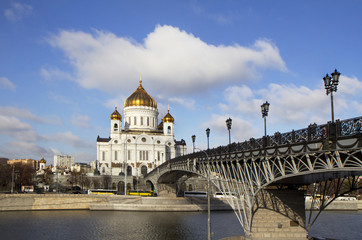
139;73;142;85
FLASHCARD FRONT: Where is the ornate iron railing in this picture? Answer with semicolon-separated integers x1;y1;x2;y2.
339;116;362;136
147;116;362;176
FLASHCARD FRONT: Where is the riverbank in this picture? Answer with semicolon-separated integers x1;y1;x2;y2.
305;198;362;211
0;194;232;211
1;194;361;212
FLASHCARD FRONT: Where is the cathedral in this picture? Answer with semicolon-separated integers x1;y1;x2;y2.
96;79;186;177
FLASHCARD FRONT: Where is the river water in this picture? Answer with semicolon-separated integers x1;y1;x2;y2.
0;210;361;240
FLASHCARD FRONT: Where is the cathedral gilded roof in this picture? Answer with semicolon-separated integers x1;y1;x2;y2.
39;157;46;163
110;107;122;120
124;81;157;108
162;110;174;123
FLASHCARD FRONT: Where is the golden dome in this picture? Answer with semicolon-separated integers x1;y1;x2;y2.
40;157;46;164
110;107;122;120
124;80;157;108
163;110;174;123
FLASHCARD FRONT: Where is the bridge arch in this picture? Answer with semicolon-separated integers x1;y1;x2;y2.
146;169;204;197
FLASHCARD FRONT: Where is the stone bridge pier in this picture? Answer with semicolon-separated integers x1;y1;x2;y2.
249;189;307;240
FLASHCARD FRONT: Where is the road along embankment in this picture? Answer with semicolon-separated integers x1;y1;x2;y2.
0;194;232;212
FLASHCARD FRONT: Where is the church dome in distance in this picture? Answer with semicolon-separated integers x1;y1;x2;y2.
124;80;157;109
163;110;174;123
110;107;122;120
40;157;46;164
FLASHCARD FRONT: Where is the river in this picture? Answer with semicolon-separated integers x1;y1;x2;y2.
0;210;361;240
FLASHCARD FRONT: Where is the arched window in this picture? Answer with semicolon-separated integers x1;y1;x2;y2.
166;146;171;160
114;123;118;131
141;117;143;125
141;165;147;176
127;166;132;176
167;126;171;134
102;167;105;173
147;117;149;126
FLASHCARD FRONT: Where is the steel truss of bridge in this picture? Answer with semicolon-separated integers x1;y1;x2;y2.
145;116;362;239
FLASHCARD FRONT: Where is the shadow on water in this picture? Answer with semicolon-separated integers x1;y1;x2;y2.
307;211;362;240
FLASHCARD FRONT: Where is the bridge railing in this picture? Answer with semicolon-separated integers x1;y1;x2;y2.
146;116;362;177
340;116;362;136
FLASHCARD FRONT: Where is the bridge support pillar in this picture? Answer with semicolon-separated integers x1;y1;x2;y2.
156;183;177;197
251;189;307;240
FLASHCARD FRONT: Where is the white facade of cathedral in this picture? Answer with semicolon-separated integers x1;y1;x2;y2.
97;80;186;177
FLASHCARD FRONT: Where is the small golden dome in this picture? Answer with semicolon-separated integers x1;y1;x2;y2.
124;80;157;108
110;107;122;120
40;158;46;164
163;110;174;123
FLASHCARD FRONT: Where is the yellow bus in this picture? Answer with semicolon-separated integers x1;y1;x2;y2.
128;190;154;196
87;189;117;195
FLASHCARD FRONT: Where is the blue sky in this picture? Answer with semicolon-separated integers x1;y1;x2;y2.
1;0;362;164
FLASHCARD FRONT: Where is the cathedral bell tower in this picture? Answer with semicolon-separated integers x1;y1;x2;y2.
162;108;175;136
110;107;122;138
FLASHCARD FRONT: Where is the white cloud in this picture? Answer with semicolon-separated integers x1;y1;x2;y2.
46;131;93;149
104;96;126;110
40;67;73;82
47;25;286;96
8;141;48;156
259;83;326;124
218;75;362;135
0;115;40;141
4;2;32;22
220;85;261;116
71;114;91;128
168;97;195;109
0;106;43;122
220;82;329;131
202;114;258;142
0;77;16;90
73;151;96;163
0;106;62;125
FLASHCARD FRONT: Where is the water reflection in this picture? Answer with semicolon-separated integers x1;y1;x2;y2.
2;210;360;240
0;211;243;240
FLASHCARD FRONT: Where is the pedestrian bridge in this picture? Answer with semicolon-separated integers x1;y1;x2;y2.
145;116;362;239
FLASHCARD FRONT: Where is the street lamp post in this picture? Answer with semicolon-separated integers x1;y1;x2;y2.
323;69;340;123
11;165;15;193
206;128;210;150
124;130;129;195
196;147;211;240
261;101;270;138
225;118;232;145
192;135;196;153
206;128;211;240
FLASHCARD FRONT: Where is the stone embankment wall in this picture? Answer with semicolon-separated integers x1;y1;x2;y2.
0;194;111;211
0;194;232;211
305;199;361;211
1;194;361;212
